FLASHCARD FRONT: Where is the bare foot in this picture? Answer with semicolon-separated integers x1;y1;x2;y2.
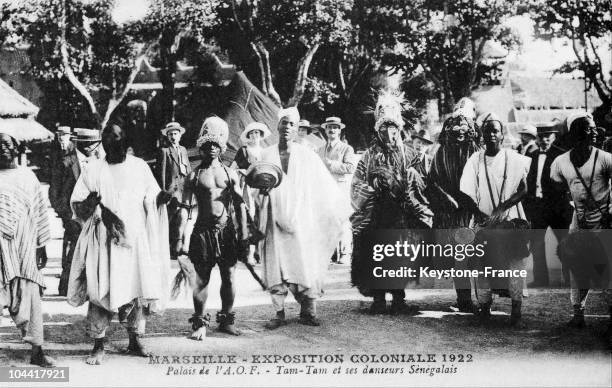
126;335;150;357
218;324;241;336
189;326;206;341
86;348;105;365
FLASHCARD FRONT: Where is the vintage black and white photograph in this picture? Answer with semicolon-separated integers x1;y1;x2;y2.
0;0;611;386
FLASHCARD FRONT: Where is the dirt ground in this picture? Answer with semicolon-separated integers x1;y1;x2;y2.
1;202;611;387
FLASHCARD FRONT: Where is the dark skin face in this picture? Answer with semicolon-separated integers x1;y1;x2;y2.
278;116;298;150
569;117;597;167
102;125;127;164
199;142;222;167
0;134;18;169
482;121;504;156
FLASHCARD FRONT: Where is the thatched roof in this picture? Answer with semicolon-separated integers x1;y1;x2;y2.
0;77;39;117
0;117;53;143
511;77;602;110
0;78;52;143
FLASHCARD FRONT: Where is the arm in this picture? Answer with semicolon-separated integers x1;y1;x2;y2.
229;168;249;241
496;177;528;215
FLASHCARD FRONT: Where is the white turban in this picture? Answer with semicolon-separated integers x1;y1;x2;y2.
196;116;229;152
476;112;504;129
277;107;300;124
566;112;593;133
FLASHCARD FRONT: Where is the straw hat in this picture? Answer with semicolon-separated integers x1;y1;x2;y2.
72;128;101;142
161;122;186;136
57;126;71;136
321;117;346;130
518;124;537;138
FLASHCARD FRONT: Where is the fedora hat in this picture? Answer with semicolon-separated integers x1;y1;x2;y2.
240;122;271;145
245;162;283;190
412;129;433;144
161;122;186;136
536;122;559;135
72;128;101;142
518;124;537;138
321;117;346;130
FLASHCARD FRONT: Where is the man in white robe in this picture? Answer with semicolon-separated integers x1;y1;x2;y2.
258;107;350;328
69;124;171;365
460;113;531;327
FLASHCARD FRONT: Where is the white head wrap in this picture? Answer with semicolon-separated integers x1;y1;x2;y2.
277;107;300;124
566;112;593;133
196;116;229;152
476;111;504;129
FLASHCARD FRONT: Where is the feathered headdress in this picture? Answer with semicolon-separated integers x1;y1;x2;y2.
374;90;405;132
196;116;229;152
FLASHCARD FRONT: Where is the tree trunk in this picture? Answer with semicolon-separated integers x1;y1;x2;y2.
253;42;282;107
159;29;178;124
287;43;320;107
101;51;149;129
59;0;100;128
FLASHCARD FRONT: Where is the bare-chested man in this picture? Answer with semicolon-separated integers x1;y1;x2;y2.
184;117;249;339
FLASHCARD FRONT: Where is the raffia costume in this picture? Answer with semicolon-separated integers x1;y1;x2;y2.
350;92;432;311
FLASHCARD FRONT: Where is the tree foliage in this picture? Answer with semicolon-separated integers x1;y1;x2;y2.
384;0;523;114
126;0;218;123
532;0;611;111
19;0;140;128
212;0;353;107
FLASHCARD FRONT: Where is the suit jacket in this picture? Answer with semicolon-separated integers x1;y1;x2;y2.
317;140;356;183
525;145;570;217
49;145;80;222
156;145;191;202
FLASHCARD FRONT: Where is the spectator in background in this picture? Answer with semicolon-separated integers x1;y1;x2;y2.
523;123;572;288
156;122;192;260
50;128;103;296
232;122;271;263
411;129;434;176
318;117;356;264
517;124;539;157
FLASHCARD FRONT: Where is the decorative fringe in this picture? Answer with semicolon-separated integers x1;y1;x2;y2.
100;203;129;248
171;256;197;300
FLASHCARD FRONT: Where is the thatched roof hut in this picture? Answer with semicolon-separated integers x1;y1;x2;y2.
0;77;53;143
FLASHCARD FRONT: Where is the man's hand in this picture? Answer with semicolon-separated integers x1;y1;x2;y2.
84;192;101;209
156;190;173;206
74;192;100;220
238;239;250;262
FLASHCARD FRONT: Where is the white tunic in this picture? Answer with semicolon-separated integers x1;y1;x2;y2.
460;149;531;220
258;142;351;295
68;155;170;312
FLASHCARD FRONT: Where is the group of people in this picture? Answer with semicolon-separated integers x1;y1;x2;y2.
1;93;611;368
349;93;611;345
